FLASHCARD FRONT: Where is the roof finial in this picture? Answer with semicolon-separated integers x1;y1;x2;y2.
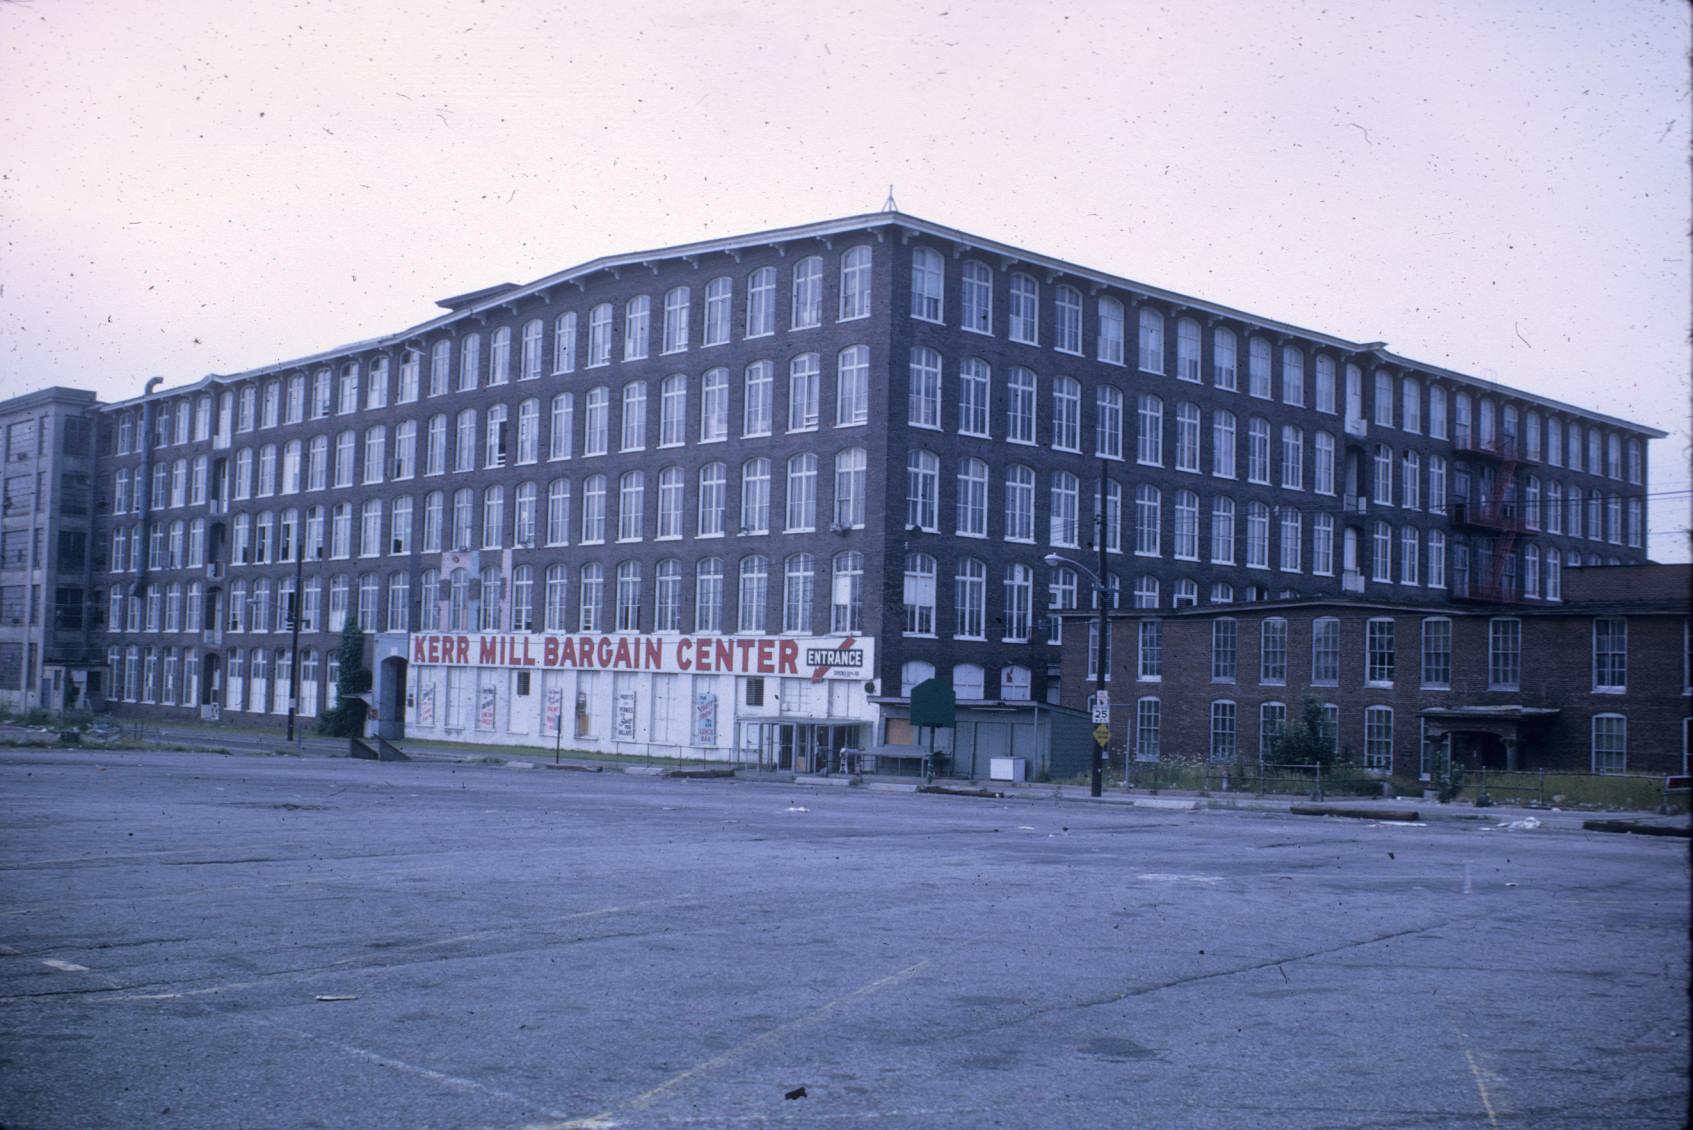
882;185;898;213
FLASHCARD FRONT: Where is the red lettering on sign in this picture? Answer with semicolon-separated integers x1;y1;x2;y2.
455;637;470;664
778;639;798;675
737;638;756;672
611;637;630;669
480;637;499;665
412;637;425;663
644;638;663;671
597;637;614;668
756;639;774;674
522;637;536;667
714;638;734;673
544;637;559;667
677;637;693;671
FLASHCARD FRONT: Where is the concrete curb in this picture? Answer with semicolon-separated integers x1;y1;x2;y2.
794;775;853;788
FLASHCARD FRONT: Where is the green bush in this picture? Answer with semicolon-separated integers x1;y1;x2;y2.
316;620;372;737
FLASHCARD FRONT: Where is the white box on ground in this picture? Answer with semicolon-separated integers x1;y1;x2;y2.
990;757;1027;783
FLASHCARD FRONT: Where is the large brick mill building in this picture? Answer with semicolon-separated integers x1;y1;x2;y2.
4;211;1678;777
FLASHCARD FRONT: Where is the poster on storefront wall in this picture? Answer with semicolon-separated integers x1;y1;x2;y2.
693;692;717;747
615;691;637;740
478;683;497;729
543;687;563;736
419;684;434;726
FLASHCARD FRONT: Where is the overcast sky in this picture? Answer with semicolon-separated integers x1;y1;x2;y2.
2;0;1688;560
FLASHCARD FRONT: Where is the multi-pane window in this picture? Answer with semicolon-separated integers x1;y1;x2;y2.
1281;346;1304;406
555;313;579;374
1373;370;1394;428
1138;620;1162;680
1173;403;1200;472
1399;526;1419;585
1279;510;1301;573
1311;617;1340;684
583;389;609;456
748;267;778;338
912;248;944;322
1211;619;1237;681
831;551;863;633
1366;618;1396;684
1009;273;1039;344
1245;503;1270;569
1593;618;1626;691
656;377;685;448
740;458;772;534
620;382;647;451
485;404;510;468
833;448;867;529
702;277;732;347
1213;410;1237;478
785;454;817;532
652;559;682;632
954;558;987;639
1002;564;1034;642
743;362;774;437
903;553;937;634
1372;520;1393;582
490;326;513;384
1052;378;1081;451
839;247;871;321
617;472;644;542
697;463;727;537
694;558;724;633
836;346;869;426
1175;318;1201;382
962;260;993;333
623;295;650;361
1136;396;1163;465
656;467;683;540
1421;617;1452;687
786;354;820;432
1005;465;1036;542
700;369;729;442
1428;529;1447;589
907;450;940;531
1134;485;1161;556
581;475;606;544
1489;620;1530;691
957;459;989;537
1247;337;1271;398
737;555;769;633
587;304;613;367
1085;387;1123;460
782;554;814;633
1259;702;1287;761
1363;706;1393;771
1210;701;1237;761
1246;418;1270;484
578;564;604;632
1591;714;1626;772
1135;698;1161;761
1280;425;1303;489
1260;618;1288;684
908;348;941;428
662;286;690;353
1007;368;1037;443
959;358;991;437
549;394;575;460
515;400;539;464
792;256;823;329
1055;286;1082;353
1138;307;1165;373
1210;497;1236;564
1097;297;1125;364
1050;472;1080;547
1174;491;1199;560
1212;328;1238;391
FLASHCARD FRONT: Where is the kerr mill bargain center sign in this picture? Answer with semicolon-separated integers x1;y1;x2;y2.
408;633;874;683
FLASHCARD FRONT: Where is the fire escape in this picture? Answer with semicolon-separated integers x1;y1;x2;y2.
1452;430;1532;602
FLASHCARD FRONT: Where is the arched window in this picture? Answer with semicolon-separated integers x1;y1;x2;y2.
578;563;604;632
737;555;769;633
1138;306;1165;373
911;247;944;322
839;246;872;320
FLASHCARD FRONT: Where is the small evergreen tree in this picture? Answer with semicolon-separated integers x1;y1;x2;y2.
1271;696;1343;768
316;619;371;737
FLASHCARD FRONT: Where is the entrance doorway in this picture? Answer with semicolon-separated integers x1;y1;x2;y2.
378;656;407;741
746;722;864;773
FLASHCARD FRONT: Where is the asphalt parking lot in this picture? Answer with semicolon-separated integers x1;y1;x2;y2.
1;749;1687;1129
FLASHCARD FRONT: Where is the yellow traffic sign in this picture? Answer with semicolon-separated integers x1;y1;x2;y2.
1092;724;1110;747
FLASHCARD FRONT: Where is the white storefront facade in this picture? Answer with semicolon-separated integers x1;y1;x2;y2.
375;631;876;769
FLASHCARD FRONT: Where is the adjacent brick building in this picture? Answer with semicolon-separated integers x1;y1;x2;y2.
13;209;1669;772
1059;563;1691;778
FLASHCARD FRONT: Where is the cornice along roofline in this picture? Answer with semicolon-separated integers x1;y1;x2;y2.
99;210;1669;438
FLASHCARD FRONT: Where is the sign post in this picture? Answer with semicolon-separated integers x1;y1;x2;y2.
910;678;956;784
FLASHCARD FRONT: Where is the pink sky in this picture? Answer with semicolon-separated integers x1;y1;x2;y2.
2;0;1688;559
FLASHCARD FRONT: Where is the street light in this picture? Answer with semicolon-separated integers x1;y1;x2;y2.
1046;534;1110;799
